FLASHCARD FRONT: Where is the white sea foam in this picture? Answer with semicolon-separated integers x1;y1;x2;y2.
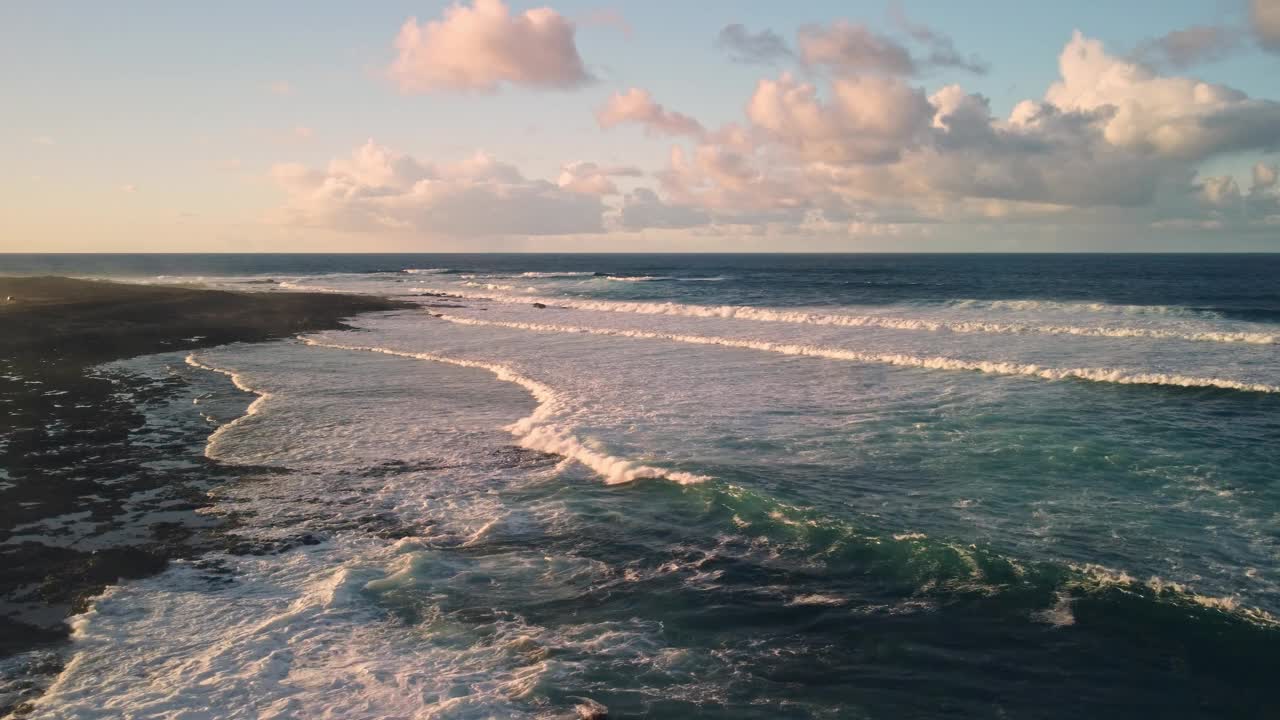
432;315;1280;394
787;594;847;606
946;298;1224;319
411;288;1276;345
603;275;674;282
517;271;597;278
298;337;708;486
1071;563;1279;626
184;354;272;457
402;267;449;274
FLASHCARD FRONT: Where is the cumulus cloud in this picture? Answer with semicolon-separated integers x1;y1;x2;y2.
557;161;641;195
1045;31;1280;159
1252;0;1280;53
389;0;592;93
717;24;793;64
597;88;706;137
1135;25;1240;69
271;140;605;237
746;73;933;163
617;31;1280;233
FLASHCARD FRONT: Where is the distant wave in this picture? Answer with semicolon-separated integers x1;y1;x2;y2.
299;337;708;486
433;315;1280;394
409;288;1277;345
945;299;1225;319
402;268;450;275
518;271;599;278
603;275;674;282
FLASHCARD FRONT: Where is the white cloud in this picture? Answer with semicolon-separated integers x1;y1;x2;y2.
390;0;592;93
271;140;606;237
1046;31;1280;160
616;32;1280;233
746;73;933;163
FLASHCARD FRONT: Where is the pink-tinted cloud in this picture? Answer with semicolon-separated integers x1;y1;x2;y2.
746;73;933;163
597;88;705;137
271;141;605;237
390;0;593;93
1046;31;1280;159
617;32;1280;233
798;21;916;75
557;161;642;195
1252;0;1280;53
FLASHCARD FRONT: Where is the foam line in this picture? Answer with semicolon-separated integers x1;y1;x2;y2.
432;315;1280;394
407;288;1276;345
945;299;1223;318
298;338;707;486
184;354;274;457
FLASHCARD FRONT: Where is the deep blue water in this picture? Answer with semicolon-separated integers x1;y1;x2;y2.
7;254;1280;718
5;253;1280;321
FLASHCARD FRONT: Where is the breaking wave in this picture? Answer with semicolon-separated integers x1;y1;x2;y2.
184;354;272;457
432;315;1280;394
409;289;1276;345
603;275;675;282
945;299;1225;319
517;271;598;279
298;337;708;486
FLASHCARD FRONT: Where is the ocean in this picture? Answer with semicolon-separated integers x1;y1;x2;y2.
5;254;1280;718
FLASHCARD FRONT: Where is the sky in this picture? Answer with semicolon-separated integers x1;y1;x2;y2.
3;0;1280;252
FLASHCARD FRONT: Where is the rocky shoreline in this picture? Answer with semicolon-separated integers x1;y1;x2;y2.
0;277;411;715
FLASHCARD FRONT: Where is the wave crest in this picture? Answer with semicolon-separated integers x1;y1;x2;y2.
408;288;1276;345
298;338;708;486
432;315;1280;394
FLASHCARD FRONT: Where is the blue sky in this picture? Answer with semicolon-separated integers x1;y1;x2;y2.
3;1;1279;251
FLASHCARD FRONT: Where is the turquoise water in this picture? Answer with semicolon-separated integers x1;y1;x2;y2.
12;255;1280;718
